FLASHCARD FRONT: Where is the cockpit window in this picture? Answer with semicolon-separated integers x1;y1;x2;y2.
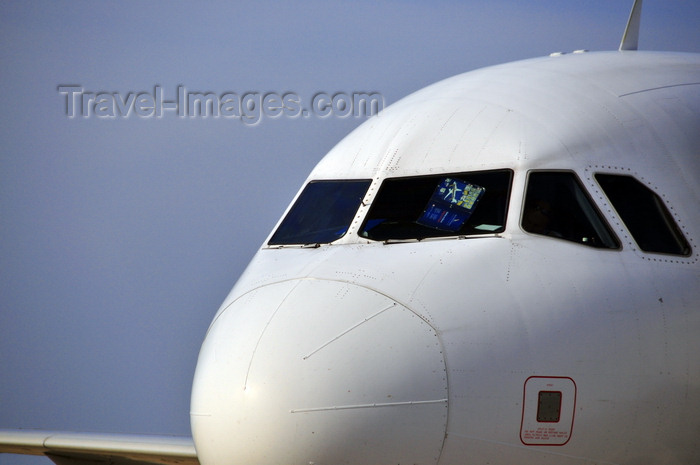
360;170;512;241
268;180;371;245
522;171;619;249
595;174;690;255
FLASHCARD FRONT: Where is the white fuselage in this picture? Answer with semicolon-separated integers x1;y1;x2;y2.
190;51;700;464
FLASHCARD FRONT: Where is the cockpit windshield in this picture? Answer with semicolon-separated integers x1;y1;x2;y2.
268;180;371;245
360;170;512;241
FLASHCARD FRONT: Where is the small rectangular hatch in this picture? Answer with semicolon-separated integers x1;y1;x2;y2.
521;376;576;446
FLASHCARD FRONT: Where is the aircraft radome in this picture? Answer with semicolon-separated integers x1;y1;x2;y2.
2;1;699;464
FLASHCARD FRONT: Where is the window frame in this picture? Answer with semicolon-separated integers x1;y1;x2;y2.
595;173;692;257
267;179;372;246
520;170;621;250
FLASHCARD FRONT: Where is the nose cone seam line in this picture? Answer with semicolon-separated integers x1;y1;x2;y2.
290;398;448;413
220;276;440;334
243;279;304;391
192;278;449;465
303;302;397;360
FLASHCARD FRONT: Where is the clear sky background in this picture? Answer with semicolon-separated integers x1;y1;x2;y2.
1;1;698;464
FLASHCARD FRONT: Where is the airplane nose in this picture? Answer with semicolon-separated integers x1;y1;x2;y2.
191;279;448;465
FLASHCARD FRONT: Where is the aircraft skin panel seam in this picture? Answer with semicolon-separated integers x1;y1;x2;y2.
618;81;700;98
290;398;448;413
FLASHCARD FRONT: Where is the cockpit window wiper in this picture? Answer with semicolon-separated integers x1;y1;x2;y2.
360;169;512;241
268;180;371;245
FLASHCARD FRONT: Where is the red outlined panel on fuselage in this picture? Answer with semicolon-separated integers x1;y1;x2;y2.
520;376;577;446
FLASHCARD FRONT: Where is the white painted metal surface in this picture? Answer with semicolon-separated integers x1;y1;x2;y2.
191;279;448;464
190;50;700;464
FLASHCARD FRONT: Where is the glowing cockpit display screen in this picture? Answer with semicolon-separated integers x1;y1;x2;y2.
417;178;486;232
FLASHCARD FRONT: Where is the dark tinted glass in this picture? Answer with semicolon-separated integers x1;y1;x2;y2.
268;180;371;245
522;172;619;249
596;174;690;255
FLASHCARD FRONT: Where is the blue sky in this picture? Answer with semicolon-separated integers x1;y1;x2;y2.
1;1;698;464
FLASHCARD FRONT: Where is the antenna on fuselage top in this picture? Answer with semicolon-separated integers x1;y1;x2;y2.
619;0;643;51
